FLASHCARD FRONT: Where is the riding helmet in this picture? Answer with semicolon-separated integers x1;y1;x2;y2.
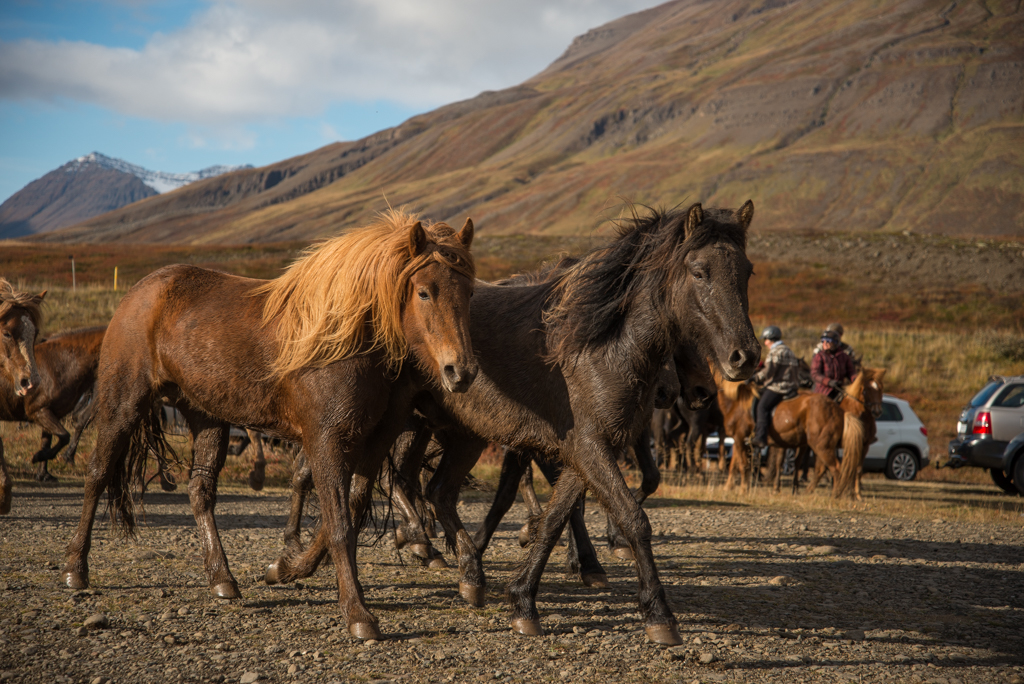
761;325;782;341
821;329;841;342
826;322;844;337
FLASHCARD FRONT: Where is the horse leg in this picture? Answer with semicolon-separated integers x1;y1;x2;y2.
425;432;489;607
607;433;660;560
472;447;530;553
34;432;57;482
245;428;266;491
61;390;96;464
266;451;325;584
507;467;587;636
391;425;447;567
0;438;11;515
302;436;380;641
31;408;71;466
517;455;545;547
183;412;240;599
62;384;149;590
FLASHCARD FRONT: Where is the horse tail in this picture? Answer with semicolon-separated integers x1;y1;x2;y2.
834;412;866;499
106;403;177;537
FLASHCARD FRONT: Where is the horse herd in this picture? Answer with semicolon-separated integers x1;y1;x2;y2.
0;201;885;647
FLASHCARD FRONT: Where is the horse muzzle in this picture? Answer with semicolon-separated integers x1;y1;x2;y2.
683;385;716;411
440;359;478;393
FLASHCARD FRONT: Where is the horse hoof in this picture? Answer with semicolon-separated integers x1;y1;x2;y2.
581;573;611;589
211;582;241;600
31;451;51;464
511;618;543;637
159;477;177;492
34;472;58;483
62;571;88;590
409;543;432;559
645;624;683;645
247;472;265;492
428;557;448;569
394;527;410;549
349;622;382;641
459;582;486;607
517;524;531;548
264;561;284;585
612;546;634;561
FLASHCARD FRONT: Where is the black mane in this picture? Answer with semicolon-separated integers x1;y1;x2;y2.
543;203;747;361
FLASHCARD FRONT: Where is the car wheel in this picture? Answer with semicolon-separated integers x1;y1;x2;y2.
885;448;918;481
989;467;1019;495
1014;455;1024;496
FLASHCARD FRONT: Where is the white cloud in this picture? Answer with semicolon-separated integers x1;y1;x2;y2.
0;0;656;126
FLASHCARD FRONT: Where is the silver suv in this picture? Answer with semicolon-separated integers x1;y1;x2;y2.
948;375;1024;494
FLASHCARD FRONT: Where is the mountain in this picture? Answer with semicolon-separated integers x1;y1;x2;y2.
0;153;250;239
36;0;1024;244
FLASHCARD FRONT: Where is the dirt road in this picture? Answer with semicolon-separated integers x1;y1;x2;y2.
1;480;1023;684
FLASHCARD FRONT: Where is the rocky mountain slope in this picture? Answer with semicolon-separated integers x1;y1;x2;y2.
37;0;1024;244
0;153;249;239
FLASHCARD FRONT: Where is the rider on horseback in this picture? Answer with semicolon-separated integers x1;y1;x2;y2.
812;322;859;369
811;327;857;400
749;325;799;449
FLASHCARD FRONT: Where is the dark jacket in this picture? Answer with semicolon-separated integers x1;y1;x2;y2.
811;348;857;395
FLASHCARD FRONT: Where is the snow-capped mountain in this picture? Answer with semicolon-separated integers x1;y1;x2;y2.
67;152;251;194
0;153;252;239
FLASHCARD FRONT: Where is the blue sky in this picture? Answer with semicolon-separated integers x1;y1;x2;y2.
0;0;658;204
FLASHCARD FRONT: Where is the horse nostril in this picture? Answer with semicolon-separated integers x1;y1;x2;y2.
443;364;458;381
19;377;31;388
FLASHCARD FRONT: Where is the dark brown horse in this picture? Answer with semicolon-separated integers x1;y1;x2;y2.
1;327;106;483
60;211;477;641
0;279;46;514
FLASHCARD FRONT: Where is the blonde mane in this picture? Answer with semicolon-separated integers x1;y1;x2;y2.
0;278;44;331
255;210;475;376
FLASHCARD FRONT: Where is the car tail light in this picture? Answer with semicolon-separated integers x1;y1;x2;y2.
919;426;928;437
971;411;992;435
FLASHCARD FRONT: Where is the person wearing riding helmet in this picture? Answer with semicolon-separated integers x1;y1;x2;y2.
812;322;859;368
749;326;799;449
811;328;857;400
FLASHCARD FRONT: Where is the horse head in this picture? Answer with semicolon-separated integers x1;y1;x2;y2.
861;367;886;418
403;218;479;393
0;280;45;396
668;201;760;383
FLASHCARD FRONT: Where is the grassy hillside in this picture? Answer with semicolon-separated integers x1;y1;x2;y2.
34;0;1024;245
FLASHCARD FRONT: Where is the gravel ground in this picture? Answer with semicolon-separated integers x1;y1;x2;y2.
1;481;1023;684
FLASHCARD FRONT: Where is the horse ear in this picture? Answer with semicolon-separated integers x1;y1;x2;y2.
407;221;427;257
736;200;754;230
873;368;886;383
457;218;474;250
38;290;47;300
685;203;703;237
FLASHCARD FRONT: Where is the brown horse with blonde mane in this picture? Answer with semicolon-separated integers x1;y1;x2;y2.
61;210;477;641
0;278;46;513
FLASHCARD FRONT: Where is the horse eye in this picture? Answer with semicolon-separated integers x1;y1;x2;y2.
418;290;430;301
2;331;11;340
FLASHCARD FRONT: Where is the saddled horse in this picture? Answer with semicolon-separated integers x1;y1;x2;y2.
61;210;477;641
5;327;106;482
780;368;885;499
0;279;46;514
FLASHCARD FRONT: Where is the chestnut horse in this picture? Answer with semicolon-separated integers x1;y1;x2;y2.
0;279;46;514
2;327;106;483
61;211;477;641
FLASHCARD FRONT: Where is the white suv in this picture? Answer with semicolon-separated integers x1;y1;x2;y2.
863;394;930;481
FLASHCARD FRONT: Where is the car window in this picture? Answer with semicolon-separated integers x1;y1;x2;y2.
970;380;1003;407
877;402;903;422
993;384;1024;408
